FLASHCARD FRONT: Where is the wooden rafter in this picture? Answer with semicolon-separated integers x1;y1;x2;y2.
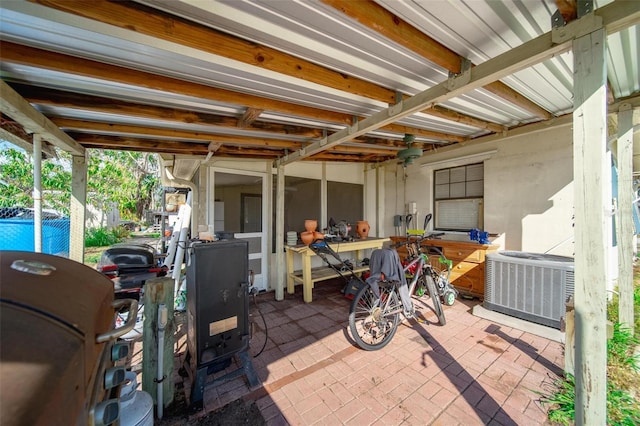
277;0;640;165
57;116;407;157
238;108;264;128
16;84;467;149
0;42;464;144
13;84;325;138
68;134;210;154
52;118;305;150
29;0;505;132
322;0;553;120
0;80;84;155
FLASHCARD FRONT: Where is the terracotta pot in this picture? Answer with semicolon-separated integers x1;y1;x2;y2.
356;220;370;239
304;219;317;233
300;231;314;245
313;231;324;241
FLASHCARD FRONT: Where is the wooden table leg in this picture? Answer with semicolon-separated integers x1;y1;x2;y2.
286;249;295;294
302;253;313;303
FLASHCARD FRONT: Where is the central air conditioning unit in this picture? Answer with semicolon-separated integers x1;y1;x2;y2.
485;251;574;329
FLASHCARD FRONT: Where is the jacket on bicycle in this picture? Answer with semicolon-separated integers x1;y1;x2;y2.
366;248;413;312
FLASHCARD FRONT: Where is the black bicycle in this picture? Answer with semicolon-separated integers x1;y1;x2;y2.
348;232;457;351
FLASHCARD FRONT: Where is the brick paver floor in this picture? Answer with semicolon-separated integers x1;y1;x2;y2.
172;278;564;425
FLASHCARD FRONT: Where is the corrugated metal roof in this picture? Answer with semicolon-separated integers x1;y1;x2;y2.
0;0;638;167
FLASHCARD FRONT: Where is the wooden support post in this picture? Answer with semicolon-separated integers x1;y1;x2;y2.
376;166;385;238
616;104;634;335
572;27;608;425
69;153;87;263
142;277;175;411
275;164;285;301
564;297;575;376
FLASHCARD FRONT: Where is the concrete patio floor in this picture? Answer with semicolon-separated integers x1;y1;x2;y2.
170;278;565;425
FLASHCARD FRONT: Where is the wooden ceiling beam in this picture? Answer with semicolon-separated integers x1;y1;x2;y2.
54;117;411;158
29;0;395;103
0;114;56;157
0;80;84;155
52;117;305;149
308;152;382;162
428;105;506;133
278;0;640;164
0;41;349;125
238;108;264;128
28;0;505;132
1;43;463;143
13;84;325;138
322;0;553;120
328;145;398;155
69;133;210;154
17;84;467;145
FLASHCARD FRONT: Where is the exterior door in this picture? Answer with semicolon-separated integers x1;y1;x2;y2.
211;169;268;292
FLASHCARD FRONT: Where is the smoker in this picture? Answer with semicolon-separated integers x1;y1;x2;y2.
184;239;260;410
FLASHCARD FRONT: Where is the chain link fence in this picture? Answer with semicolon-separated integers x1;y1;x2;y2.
0;206;70;257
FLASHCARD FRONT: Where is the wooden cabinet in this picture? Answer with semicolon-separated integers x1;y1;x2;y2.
390;236;499;299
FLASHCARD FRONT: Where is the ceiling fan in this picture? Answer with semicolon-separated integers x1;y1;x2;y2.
397;134;423;166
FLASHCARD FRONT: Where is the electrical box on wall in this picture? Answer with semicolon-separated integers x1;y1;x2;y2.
407;202;417;215
393;215;403;226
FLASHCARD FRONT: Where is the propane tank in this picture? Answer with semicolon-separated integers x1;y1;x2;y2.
119;372;153;426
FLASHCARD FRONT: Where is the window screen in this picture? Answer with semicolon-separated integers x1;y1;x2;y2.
327;181;363;228
434;163;484;231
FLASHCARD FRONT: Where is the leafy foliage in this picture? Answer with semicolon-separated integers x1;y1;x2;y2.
0;146;160;222
540;269;640;425
85;226;129;247
87;149;160;221
540;324;640;425
540;373;575;425
607;270;640;339
541;324;640;425
0;147;71;214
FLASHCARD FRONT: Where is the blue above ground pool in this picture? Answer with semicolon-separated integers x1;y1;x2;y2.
0;219;70;256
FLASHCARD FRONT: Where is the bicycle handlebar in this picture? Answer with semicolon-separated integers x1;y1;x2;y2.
394;233;452;271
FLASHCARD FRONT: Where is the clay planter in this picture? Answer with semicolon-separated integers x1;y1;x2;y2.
300;231;314;245
356;220;370;239
313;231;324;241
304;219;317;233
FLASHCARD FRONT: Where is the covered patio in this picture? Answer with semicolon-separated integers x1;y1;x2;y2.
1;1;638;424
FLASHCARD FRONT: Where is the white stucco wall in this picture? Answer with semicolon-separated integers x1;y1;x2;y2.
380;122;577;257
484;126;575;255
197;124;601;292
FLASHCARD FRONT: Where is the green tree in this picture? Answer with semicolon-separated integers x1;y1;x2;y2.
0;147;71;214
0;145;160;221
87;150;160;220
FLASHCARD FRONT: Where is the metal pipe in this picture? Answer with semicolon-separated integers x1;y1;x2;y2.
32;134;42;252
156;304;168;420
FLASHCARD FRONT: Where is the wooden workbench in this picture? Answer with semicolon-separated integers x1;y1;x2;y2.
285;237;390;303
390;236;499;299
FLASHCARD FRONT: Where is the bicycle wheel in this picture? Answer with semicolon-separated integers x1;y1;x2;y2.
424;275;446;325
348;284;400;351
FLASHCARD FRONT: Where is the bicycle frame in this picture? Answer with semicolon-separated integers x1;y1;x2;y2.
348;230;451;351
